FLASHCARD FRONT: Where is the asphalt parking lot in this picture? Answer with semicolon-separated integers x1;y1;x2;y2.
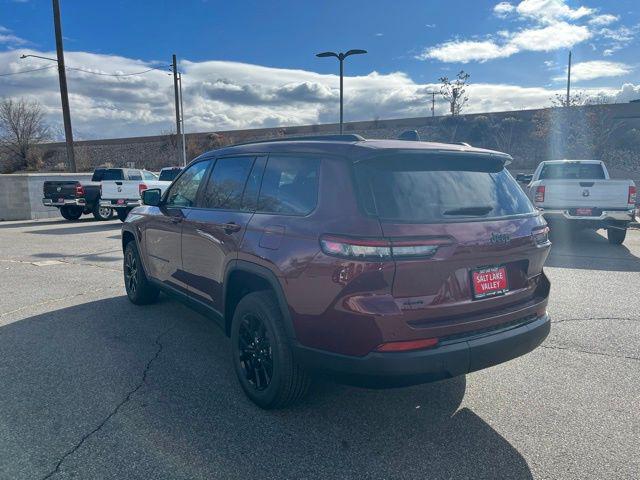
0;218;638;480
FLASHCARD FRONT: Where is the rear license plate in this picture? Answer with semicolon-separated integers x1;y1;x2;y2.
575;208;593;216
472;266;509;299
58;197;64;203
117;199;125;205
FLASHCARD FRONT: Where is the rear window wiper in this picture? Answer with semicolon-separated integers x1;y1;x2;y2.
443;206;493;216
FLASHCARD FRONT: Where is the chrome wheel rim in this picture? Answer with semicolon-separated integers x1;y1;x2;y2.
99;207;111;219
238;314;273;391
124;250;138;294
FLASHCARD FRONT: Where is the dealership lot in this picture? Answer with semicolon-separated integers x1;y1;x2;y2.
0;219;638;480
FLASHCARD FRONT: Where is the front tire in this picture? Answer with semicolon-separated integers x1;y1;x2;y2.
607;227;626;245
93;203;114;221
116;208;129;222
123;241;159;305
60;205;83;221
231;291;311;409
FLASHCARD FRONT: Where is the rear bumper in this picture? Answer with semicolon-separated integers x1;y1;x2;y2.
541;208;635;224
99;199;141;209
293;313;550;387
42;198;86;207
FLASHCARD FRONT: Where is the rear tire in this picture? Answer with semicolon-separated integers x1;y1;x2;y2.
607;227;626;245
60;205;83;221
231;291;311;409
93;203;114;221
116;208;129;222
123;241;159;305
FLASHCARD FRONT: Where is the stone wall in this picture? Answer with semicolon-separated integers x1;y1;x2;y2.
0;173;92;221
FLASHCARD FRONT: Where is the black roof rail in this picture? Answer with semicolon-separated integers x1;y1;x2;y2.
228;134;365;147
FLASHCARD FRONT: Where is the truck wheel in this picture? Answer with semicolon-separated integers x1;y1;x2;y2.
231;291;311;409
60;205;83;221
607;227;627;245
93;204;114;221
123;241;159;305
116;209;129;222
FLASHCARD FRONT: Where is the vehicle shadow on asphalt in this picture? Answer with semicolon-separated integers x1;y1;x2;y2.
25;222;122;236
545;228;640;272
0;295;533;480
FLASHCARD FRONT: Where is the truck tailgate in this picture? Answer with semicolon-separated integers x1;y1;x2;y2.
100;181;140;200
541;180;631;208
43;181;78;199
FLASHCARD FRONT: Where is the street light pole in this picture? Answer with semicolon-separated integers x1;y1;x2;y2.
426;91;438;117
171;54;182;164
52;0;76;172
566;50;572;108
316;49;367;134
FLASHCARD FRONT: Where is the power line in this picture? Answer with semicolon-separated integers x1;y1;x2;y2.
0;65;57;77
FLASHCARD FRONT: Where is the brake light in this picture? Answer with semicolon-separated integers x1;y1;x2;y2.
75;183;85;197
532;225;550;245
375;337;439;352
319;235;451;260
139;183;148;195
534;185;545;203
628;185;636;205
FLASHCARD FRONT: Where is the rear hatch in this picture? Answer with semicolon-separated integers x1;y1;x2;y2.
353;151;550;332
43;181;79;200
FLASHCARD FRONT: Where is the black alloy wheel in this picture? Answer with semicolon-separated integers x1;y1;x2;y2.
238;313;274;391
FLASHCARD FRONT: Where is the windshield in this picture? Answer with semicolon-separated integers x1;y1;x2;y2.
354;155;535;222
539;163;605;180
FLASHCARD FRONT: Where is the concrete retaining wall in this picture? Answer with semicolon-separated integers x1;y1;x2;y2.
0;173;92;221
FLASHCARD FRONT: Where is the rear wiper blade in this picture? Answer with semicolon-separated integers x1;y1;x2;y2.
443;206;493;216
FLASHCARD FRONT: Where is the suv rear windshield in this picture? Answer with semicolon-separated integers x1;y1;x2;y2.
354;154;535;222
539;163;605;179
101;169;124;181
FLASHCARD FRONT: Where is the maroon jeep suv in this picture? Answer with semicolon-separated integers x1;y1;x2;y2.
121;134;551;409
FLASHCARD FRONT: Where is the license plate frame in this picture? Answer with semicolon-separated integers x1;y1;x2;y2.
471;265;509;300
58;197;64;204
575;207;594;216
117;199;125;205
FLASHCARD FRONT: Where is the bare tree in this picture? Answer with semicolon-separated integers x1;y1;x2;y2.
551;91;587;107
439;71;470;116
0;98;50;171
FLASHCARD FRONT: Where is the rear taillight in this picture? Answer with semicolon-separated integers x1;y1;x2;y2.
319;235;451;260
628;185;636;205
534;185;545;203
375;337;439;352
532;225;550;245
139;183;148;195
75;183;85;197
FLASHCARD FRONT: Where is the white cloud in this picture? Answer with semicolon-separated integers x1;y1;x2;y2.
0;49;637;139
589;14;619;26
554;60;633;82
493;2;515;18
0;26;28;45
419;1;629;63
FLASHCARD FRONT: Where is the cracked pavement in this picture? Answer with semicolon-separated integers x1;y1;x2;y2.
0;218;639;479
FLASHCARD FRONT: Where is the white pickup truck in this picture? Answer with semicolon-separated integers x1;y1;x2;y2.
99;168;174;221
519;160;636;244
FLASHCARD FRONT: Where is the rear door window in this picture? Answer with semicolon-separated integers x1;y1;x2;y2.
539;163;605;179
200;156;255;210
257;155;320;215
354;154;535;222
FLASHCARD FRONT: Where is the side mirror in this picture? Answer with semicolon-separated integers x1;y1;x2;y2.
142;188;162;206
516;173;532;183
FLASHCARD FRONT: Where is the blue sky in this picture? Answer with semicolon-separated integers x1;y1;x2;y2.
1;0;639;138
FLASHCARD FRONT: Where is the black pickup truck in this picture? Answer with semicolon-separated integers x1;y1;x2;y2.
42;168;114;221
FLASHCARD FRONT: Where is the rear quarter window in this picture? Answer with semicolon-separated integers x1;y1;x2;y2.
257;155;320;215
354;154;535;223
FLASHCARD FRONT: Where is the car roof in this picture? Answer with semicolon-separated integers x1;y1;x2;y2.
540;159;603;164
207;136;511;162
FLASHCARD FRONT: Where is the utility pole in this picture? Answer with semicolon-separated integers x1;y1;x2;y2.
426;91;437;117
566;50;572;107
178;72;186;166
171;54;182;164
52;0;76;172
